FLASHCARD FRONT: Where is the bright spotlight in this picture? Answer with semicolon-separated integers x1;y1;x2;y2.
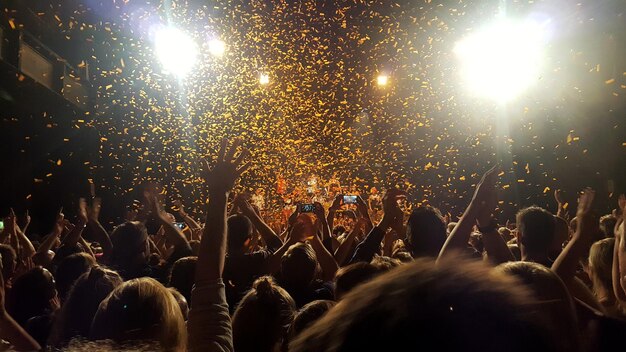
208;38;225;57
259;73;270;85
154;27;198;77
377;74;389;87
454;20;546;102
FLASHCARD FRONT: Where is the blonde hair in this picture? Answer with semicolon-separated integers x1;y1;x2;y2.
90;277;187;351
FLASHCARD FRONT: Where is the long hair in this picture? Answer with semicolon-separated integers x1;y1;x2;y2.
90;277;187;351
233;276;296;352
48;266;123;348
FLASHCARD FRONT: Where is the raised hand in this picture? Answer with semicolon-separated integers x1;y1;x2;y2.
554;189;564;205
201;138;250;195
78;198;89;224
472;165;499;227
575;188;598;240
380;188;405;229
173;199;186;215
329;195;342;212
88;197;102;222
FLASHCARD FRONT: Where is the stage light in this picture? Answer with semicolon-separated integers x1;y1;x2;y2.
208;38;225;57
377;74;389;87
154;27;198;77
454;19;547;102
259;73;270;85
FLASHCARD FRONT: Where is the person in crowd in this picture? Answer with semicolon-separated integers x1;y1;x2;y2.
223;195;283;310
284;300;335;349
168;256;197;306
90;277;186;350
48;266;123;347
232;276;296;352
54;252;96;303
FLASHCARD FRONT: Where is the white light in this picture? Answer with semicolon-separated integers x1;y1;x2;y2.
208;39;225;57
154;27;198;77
454;20;546;102
377;74;389;86
259;73;270;85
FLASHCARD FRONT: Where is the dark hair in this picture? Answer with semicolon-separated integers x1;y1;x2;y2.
227;215;253;252
599;215;617;238
233;276;296;352
109;221;149;276
48;266;122;347
168;256;197;305
405;206;447;258
55;253;96;302
281;243;317;288
287;300;335;343
516;207;555;255
291;259;556;352
0;244;17;280
7;267;58;326
334;262;379;300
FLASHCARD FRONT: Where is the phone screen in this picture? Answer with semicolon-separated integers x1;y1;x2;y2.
174;222;186;230
300;204;315;213
0;220;4;231
343;195;358;204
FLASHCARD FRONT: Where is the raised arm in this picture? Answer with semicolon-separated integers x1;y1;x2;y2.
174;199;202;230
188;138;248;352
61;199;88;247
85;197;113;261
551;188;604;311
149;195;190;251
612;194;626;303
334;219;365;266
438;165;498;262
236;196;283;252
348;188;404;265
554;189;567;219
327;195;342;231
7;209;36;259
308;227;339;281
37;210;64;255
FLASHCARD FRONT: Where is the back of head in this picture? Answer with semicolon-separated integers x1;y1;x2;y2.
55;253;96;302
90;277;186;351
168;256;197;305
109;221;149;274
233;276;296;352
227;214;253;253
599;215;617;238
281;242;317;288
291;259;555;352
406;206;446;258
0;244;17;280
516;206;555;256
494;261;579;351
7;266;57;326
334;262;380;300
588;238;615;295
287;300;335;344
49;266;123;347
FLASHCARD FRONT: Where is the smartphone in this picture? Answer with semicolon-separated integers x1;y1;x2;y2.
343;195;358;204
0;220;4;231
300;204;315;213
174;222;186;230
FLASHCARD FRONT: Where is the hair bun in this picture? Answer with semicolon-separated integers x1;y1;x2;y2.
254;276;274;297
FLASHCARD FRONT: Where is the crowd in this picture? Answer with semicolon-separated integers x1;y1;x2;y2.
0;138;625;351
